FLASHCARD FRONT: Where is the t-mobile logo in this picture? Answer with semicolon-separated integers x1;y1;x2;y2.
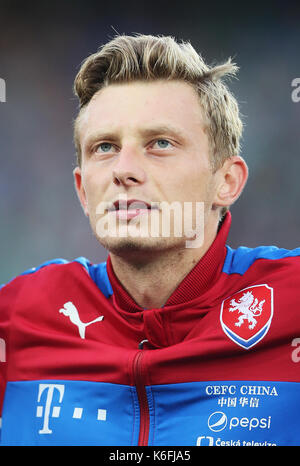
36;383;65;434
36;383;107;436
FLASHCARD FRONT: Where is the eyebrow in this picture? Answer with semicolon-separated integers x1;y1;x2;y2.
139;125;187;140
83;124;187;149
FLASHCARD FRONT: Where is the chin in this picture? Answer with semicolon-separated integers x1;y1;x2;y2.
97;234;185;257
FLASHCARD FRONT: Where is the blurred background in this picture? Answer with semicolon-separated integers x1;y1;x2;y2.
0;0;300;284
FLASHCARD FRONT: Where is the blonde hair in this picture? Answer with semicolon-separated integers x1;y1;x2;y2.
73;34;243;174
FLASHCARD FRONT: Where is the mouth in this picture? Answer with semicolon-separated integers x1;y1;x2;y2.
107;198;159;220
109;199;157;211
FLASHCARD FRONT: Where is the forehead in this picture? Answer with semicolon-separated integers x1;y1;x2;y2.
77;80;206;144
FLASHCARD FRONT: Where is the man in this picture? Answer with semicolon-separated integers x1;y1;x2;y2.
0;34;299;446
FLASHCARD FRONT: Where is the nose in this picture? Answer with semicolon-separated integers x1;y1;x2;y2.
112;146;146;187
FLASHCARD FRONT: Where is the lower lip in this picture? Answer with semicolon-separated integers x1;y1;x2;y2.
114;208;152;220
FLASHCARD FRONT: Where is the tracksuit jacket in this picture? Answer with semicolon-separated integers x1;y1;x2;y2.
0;212;299;446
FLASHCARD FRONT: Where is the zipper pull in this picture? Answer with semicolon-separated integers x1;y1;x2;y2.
138;339;149;350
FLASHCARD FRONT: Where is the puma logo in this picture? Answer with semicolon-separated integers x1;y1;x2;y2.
59;301;104;339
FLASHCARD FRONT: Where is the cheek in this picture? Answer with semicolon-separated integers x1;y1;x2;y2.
82;169;105;202
171;166;213;202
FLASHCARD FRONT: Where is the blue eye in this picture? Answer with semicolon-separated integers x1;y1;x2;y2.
155;139;170;148
96;142;113;153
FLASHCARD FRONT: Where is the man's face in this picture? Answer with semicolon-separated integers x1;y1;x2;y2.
74;80;221;256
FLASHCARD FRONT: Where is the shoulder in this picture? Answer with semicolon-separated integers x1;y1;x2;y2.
0;257;113;298
0;258;72;291
223;244;300;275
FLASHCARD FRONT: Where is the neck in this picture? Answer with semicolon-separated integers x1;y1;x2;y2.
108;215;220;309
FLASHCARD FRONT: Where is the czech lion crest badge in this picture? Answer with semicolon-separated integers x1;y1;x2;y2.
220;284;274;349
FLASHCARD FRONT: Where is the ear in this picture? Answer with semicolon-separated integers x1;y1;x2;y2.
73;166;89;217
213;156;248;209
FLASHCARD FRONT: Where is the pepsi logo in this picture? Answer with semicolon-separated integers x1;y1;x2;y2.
207;411;227;432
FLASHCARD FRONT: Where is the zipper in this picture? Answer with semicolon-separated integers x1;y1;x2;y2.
133;350;150;446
